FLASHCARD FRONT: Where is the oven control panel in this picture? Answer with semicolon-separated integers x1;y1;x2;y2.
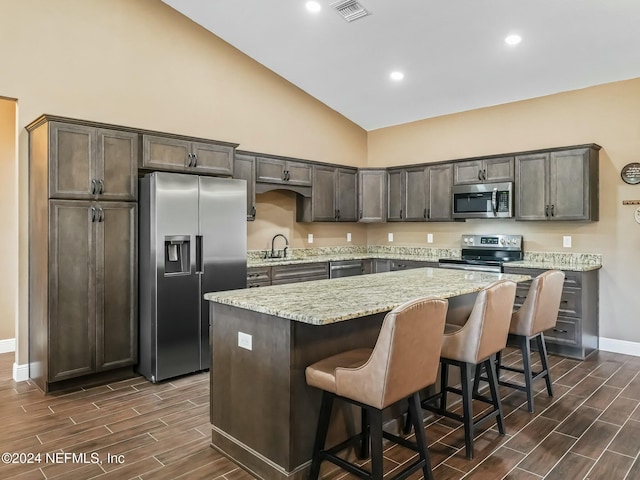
461;234;522;250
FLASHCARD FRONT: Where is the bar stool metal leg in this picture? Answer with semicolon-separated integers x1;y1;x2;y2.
460;363;474;459
358;407;370;460
485;354;505;434
408;392;434;480
537;333;553;397
309;391;335;480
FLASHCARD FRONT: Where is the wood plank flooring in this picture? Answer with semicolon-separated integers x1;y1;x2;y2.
0;348;638;479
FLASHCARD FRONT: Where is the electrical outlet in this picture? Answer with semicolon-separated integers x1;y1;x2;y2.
307;233;313;244
563;236;572;248
427;233;433;243
346;232;352;242
238;332;252;351
388;232;394;242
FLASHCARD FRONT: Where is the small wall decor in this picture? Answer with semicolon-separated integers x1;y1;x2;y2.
621;162;640;184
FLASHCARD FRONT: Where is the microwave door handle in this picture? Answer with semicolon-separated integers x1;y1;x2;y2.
492;188;498;215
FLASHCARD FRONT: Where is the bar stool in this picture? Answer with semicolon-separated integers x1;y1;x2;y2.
305;297;448;480
496;270;565;413
420;279;516;460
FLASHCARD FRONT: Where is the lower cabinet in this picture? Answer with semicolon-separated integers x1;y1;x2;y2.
503;266;599;360
247;263;329;287
30;200;137;392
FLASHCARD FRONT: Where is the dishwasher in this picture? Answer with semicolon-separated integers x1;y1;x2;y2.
329;260;363;278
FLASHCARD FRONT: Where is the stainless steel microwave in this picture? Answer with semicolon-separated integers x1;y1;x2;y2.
452;182;513;219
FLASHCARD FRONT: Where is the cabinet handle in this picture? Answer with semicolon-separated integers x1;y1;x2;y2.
545;205;549;217
423;208;427;219
359;209;363;219
187;153;193;167
99;179;104;194
400;209;403;219
98;207;104;222
483;169;487;180
337;209;340;219
553;328;568;333
91;179;97;194
193;153;198;167
91;207;97;222
478;170;482;181
551;204;555;217
286;170;291;181
251;205;256;217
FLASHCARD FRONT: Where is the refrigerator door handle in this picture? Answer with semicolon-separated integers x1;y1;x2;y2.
196;235;203;274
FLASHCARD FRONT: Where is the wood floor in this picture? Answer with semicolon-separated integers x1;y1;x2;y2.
0;348;639;480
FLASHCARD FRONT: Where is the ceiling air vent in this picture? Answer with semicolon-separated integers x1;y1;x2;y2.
330;0;370;22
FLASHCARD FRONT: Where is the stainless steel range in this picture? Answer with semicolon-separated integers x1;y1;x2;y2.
439;234;523;273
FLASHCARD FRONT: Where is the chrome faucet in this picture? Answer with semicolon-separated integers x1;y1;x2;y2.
270;234;289;258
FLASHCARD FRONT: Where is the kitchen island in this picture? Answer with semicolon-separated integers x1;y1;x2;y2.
205;268;530;480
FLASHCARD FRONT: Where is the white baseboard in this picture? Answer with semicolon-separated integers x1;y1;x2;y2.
0;338;16;354
13;362;29;382
599;337;640;357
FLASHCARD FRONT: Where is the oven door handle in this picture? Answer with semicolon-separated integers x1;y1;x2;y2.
439;263;502;273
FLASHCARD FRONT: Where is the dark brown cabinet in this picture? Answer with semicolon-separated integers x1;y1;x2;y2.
358;169;387;223
298;165;357;222
234;152;257;221
387;164;454;222
28;115;139;392
142;134;236;176
49;122;138;201
48;201;137;381
453;156;514;185
246;266;271;287
249;263;329;286
503;266;599;360
256;156;312;186
515;146;599;221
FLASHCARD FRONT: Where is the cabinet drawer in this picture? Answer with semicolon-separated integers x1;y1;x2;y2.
390;259;437;271
544;317;580;346
271;263;328;285
247;267;271;287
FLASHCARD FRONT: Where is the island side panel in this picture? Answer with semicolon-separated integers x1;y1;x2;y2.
210;303;292;472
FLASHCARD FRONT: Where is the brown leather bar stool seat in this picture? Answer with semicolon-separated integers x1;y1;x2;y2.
420;279;516;460
305;297;448;480
496;270;565;413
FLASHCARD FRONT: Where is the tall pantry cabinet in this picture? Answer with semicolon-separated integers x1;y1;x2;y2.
28;116;138;392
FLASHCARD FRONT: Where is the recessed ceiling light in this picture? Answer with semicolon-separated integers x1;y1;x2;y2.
390;71;404;81
505;34;522;46
306;1;322;13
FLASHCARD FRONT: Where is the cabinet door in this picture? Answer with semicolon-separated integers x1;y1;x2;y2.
387;169;403;221
141;135;190;170
549;149;590;220
49;122;96;199
285;161;313;186
95;202;137;371
358;169;386;222
97;129;138;201
404;167;427;221
49;201;96;381
427;164;453;221
484;156;514;183
336;168;357;221
234;153;257;220
312;165;337;221
453;160;483;185
191;141;234;176
271;263;329;285
256;157;286;184
515;153;549;220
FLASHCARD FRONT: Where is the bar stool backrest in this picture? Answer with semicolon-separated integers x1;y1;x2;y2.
511;270;565;336
334;297;448;410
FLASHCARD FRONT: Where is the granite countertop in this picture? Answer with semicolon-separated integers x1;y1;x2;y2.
205;268;530;325
247;246;602;272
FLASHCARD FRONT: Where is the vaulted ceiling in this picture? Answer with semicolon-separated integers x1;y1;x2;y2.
162;0;640;131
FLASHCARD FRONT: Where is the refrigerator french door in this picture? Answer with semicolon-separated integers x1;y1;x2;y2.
138;172;247;382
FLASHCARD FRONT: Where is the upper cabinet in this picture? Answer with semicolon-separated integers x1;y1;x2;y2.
453;156;514;185
387;164;454;222
49;122;138;201
297;165;357;222
256;156;312;186
233;152;257;221
358;169;386;223
515;145;600;221
141;134;236;177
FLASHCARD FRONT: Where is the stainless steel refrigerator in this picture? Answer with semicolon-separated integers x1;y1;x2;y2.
138;172;247;382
